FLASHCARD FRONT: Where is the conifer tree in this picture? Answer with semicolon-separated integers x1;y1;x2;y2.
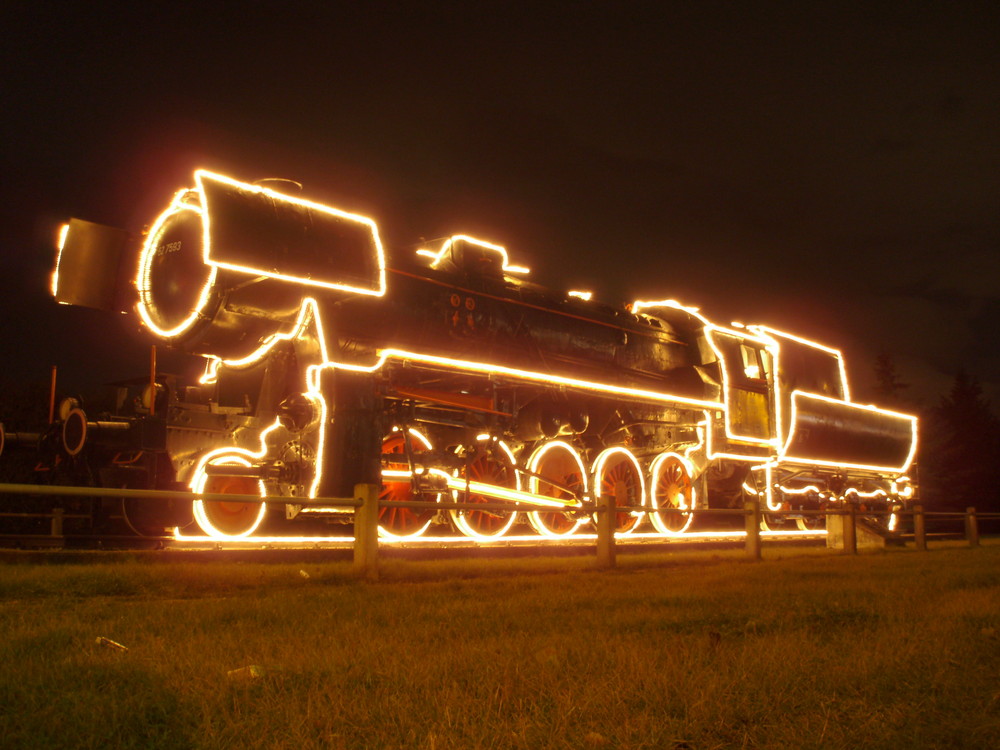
873;352;909;409
921;370;1000;513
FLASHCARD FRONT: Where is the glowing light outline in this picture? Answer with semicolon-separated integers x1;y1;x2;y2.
171;526;825;545
780;390;918;473
191;455;268;539
567;290;593;301
698;410;773;464
749;325;852;448
419;234;530;275
137;170;386;341
752;325;850;399
51;223;70;298
632;300;778;448
199;292;723;412
648;452;697;536
702;327;778;446
363;349;723;410
525;440;589;538
200;299;328;384
635;302;918;481
380;468;573;509
303;365;330;500
194;170;387;296
746;465;909;535
139;179;918;545
591;446;647;536
136;191;218;338
377;427;437;540
449;437;522;539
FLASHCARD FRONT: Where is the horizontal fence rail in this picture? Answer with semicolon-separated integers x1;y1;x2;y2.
0;482;997;579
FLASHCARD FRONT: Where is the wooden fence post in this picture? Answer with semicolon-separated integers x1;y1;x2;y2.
50;507;64;538
913;504;926;551
745;499;761;561
595;499;616;569
353;483;380;581
842;505;857;555
965;506;980;548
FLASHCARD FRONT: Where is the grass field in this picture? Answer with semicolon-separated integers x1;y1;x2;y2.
1;543;998;749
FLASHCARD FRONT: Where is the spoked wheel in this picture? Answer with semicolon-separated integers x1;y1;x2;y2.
122;492;172;537
379;429;438;539
526;441;587;537
649;453;695;535
192;456;267;538
122;495;193;537
450;438;519;539
114;457;192;537
592;447;646;535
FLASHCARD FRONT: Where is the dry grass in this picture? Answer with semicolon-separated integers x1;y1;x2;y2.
1;543;998;749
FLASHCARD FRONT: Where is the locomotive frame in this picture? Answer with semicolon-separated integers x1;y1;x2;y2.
5;168;917;542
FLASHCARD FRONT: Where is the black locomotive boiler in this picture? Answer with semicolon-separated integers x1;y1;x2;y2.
8;168;917;540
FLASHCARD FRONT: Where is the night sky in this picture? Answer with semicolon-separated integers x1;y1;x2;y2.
3;2;999;410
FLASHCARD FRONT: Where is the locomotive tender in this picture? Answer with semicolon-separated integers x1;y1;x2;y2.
19;169;916;540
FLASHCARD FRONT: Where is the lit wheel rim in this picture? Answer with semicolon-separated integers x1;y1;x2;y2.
592;447;645;535
450;438;519;539
379;429;437;539
62;408;88;457
526;441;587;537
192;456;267;538
649;453;695;535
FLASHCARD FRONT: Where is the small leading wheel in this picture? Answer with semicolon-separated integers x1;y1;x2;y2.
378;428;437;539
592;447;646;535
526;441;587;537
121;488;188;537
450;438;519;539
114;456;193;537
649;453;695;535
192;456;267;538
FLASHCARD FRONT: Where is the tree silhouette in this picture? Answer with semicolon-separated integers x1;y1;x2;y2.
920;370;1000;514
873;352;910;410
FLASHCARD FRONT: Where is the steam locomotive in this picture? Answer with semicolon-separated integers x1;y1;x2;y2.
2;169;917;540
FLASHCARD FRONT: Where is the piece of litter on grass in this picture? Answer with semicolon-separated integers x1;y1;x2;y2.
299;569;310;579
95;636;128;652
227;665;265;680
